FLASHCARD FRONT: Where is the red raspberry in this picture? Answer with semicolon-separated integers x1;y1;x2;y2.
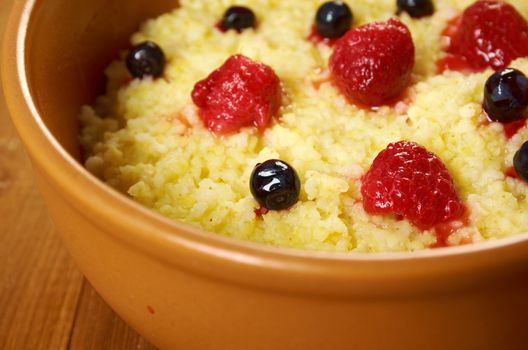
361;141;464;230
192;55;282;134
329;18;414;107
447;0;528;71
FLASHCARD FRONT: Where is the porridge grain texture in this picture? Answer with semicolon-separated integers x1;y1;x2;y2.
80;0;528;252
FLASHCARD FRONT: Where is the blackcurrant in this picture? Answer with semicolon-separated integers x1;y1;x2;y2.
397;0;434;18
315;1;353;39
250;159;301;211
514;141;528;183
220;6;256;33
483;68;528;123
126;41;166;79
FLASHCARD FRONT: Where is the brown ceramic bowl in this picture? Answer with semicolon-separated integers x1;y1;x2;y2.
3;1;528;349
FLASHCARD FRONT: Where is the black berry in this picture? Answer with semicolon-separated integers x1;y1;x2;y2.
483;68;528;123
250;159;301;211
220;6;256;33
315;1;353;39
126;41;166;79
397;0;434;18
514;141;528;183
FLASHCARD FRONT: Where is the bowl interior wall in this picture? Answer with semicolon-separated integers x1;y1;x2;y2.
25;0;179;159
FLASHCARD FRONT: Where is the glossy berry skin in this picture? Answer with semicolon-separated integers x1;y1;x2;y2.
447;0;528;71
126;41;166;79
191;55;282;134
250;160;301;211
397;0;434;18
361;141;464;230
329;18;414;106
315;1;353;39
483;68;528;123
514;141;528;183
220;6;256;32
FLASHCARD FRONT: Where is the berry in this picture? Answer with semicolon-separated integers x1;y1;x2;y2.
220;6;256;32
250;159;301;211
191;55;282;134
514;141;528;183
315;1;353;39
397;0;434;18
329;18;414;106
361;141;464;230
483;68;528;123
126;41;165;79
447;0;528;71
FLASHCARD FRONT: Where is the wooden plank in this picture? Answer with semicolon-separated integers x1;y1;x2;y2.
68;281;158;350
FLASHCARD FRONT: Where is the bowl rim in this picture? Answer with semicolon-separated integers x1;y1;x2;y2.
3;0;528;295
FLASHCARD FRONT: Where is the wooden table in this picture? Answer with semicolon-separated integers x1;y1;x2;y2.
0;2;156;349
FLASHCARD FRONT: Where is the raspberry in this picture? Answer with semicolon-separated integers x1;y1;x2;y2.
191;55;282;134
447;0;528;71
361;141;464;230
329;18;414;107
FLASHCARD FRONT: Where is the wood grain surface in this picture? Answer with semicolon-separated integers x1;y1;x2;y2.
0;2;156;349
